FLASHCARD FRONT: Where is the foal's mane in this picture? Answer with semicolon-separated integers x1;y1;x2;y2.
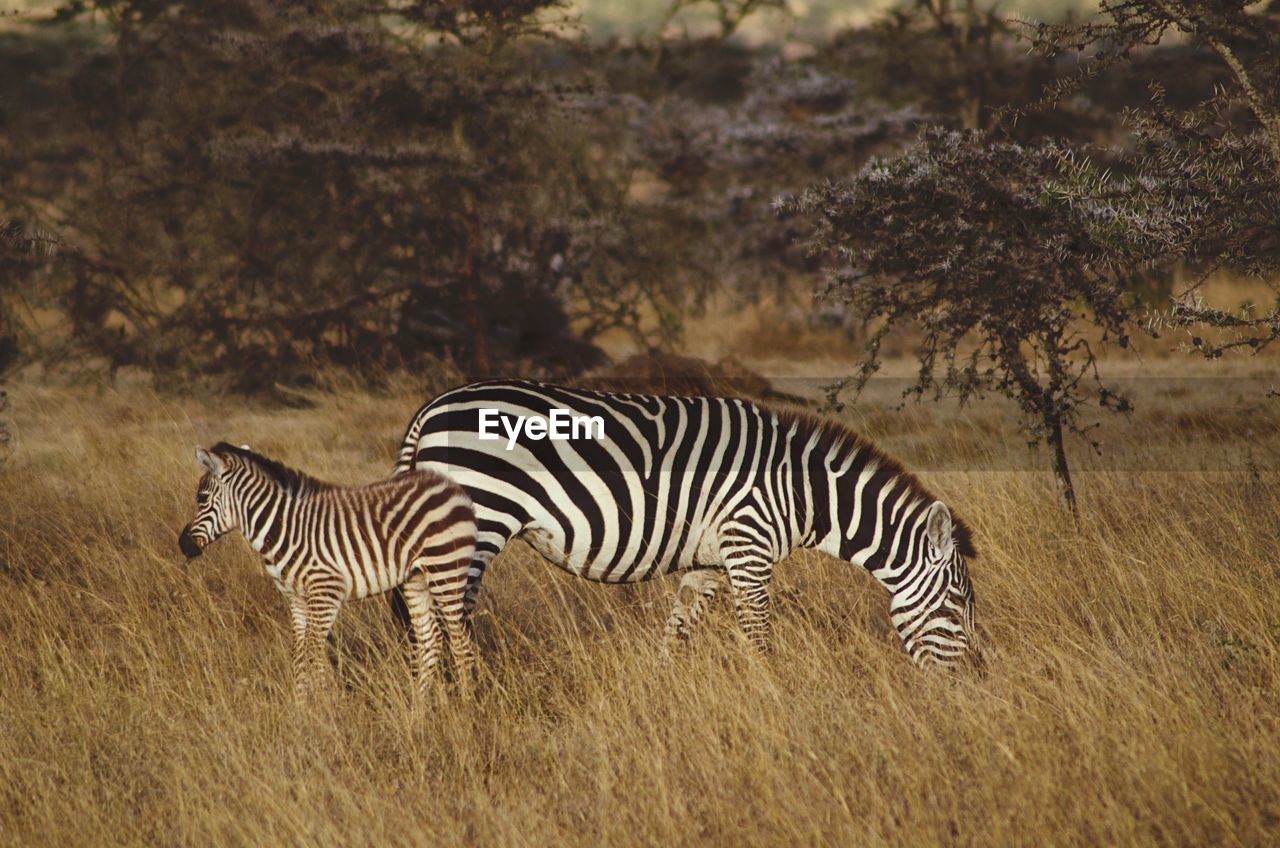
210;442;320;493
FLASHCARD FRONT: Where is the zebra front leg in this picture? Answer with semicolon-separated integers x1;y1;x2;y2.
401;574;446;701
723;554;774;653
660;569;725;661
301;585;344;698
285;590;311;697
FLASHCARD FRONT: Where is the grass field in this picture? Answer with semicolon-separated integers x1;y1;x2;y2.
2;347;1279;845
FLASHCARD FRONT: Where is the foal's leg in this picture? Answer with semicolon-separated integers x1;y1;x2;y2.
425;566;475;697
285;590;311;697
301;581;344;696
401;573;445;699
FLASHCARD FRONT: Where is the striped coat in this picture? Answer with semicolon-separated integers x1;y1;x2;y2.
394;381;981;669
179;443;477;696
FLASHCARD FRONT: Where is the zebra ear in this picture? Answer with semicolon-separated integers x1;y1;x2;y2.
925;501;953;555
195;446;224;476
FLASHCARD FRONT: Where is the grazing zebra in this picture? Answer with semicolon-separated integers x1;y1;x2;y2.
393;380;981;669
178;443;477;696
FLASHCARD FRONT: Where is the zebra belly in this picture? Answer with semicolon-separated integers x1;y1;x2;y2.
315;546;403;600
408;385;761;582
348;564;406;600
517;519;716;583
422;459;724;583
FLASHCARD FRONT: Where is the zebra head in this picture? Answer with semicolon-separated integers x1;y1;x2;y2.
889;501;982;671
178;446;240;560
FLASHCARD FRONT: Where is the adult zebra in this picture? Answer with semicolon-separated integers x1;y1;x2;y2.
179;443;477;696
393;380;981;669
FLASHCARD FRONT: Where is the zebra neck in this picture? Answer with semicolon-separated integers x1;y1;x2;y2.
237;478;314;560
813;461;927;587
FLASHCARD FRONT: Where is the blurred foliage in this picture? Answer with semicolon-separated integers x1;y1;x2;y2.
1;0;1274;409
1030;1;1280;358
574;0;1097;41
580;5;1190;307
0;0;700;390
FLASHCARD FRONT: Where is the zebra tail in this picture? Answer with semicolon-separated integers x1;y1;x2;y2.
392;401;433;475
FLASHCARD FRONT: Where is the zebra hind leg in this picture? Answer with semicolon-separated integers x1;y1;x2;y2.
659;569;726;662
401;574;447;701
413;541;478;696
390;547;497;643
426;569;475;698
461;546;499;619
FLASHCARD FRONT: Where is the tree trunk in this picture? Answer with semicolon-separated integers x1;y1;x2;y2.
1045;408;1078;521
1004;334;1080;520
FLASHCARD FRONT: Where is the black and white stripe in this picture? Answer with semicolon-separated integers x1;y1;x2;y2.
179;443;477;696
394;380;980;669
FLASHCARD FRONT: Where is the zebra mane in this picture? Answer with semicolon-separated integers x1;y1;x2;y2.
770;408;978;558
210;442;318;493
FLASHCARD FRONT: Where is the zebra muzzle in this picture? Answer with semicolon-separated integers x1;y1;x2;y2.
178;527;204;560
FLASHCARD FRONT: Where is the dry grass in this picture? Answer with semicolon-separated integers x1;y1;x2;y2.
2;357;1280;846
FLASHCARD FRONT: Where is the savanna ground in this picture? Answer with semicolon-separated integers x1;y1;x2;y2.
2;302;1280;846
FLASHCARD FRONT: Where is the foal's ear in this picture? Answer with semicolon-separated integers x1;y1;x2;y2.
195;446;225;476
925;501;953;555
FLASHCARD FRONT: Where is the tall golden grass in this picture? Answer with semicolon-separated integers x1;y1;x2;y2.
2;356;1278;845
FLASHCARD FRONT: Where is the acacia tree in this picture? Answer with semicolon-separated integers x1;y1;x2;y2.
786;1;1280;513
1029;1;1280;356
783;129;1141;513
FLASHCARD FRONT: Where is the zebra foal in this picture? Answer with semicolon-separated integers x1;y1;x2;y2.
178;443;477;698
